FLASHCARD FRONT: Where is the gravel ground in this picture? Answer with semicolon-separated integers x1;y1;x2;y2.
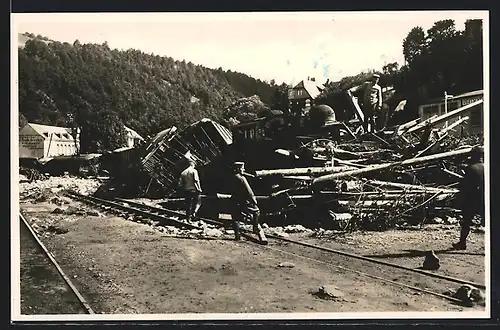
16;177;487;316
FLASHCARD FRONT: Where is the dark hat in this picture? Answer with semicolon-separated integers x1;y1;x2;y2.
233;161;245;167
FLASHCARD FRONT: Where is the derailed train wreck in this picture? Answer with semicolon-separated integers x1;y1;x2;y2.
98;118;235;199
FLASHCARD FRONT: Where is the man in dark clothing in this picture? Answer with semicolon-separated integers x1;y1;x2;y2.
178;159;202;222
229;161;263;242
452;146;485;250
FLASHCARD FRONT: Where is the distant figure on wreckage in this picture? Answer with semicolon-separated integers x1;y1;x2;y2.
347;73;384;133
178;158;202;223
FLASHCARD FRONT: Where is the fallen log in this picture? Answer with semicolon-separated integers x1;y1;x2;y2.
362;179;459;194
313;147;476;185
255;166;355;177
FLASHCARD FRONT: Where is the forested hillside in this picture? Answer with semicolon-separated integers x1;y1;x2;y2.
18;33;278;152
18;18;483;153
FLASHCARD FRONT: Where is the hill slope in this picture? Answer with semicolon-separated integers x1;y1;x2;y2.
17;33;279;152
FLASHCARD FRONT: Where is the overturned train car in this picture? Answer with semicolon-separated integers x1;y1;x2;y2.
139;118;234;198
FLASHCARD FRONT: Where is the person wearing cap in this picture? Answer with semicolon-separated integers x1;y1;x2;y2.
452;146;484;250
229;161;262;241
178;159;202;222
347;73;383;133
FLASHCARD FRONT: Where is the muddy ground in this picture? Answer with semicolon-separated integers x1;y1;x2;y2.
18;197;486;315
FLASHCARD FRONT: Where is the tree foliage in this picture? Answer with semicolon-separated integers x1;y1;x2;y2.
18;33;278;152
316;19;483;124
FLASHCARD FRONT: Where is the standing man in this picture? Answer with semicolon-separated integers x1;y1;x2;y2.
452;146;484;250
347;73;383;133
178;159;202;222
229;161;266;243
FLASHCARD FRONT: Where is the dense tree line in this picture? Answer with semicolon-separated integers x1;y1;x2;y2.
18;33;278;152
19;19;482;152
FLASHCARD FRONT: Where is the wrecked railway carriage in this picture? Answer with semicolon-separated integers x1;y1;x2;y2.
98;118;234;200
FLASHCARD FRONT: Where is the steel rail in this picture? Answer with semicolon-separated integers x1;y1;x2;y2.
266;233;486;290
66;192;485;292
263;244;466;306
19;212;95;314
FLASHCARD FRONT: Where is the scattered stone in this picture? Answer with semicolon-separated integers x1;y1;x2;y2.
52;207;66;214
283;224;311;233
204;228;223;238
224;229;235;235
46;225;69;235
422;250;440;270
86;210;102;217
431;217;444;224
277;262;295;268
261;223;269;229
446;216;459;225
453;285;485;306
275;231;290;238
313;285;345;300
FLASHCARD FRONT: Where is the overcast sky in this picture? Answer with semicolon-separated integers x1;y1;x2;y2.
12;11;487;86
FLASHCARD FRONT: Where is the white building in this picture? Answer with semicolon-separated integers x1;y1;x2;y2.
19;123;80;159
124;125;144;148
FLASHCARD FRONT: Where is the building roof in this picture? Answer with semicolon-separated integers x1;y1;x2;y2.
424;90;483;105
25;123;77;140
453;90;483;99
124;125;144;140
292;80;323;99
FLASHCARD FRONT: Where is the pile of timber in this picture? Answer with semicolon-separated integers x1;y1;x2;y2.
245;100;484;230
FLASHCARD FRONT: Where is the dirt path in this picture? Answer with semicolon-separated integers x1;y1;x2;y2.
18;201;486;315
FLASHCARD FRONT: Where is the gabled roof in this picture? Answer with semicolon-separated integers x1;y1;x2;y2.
25;123;76;140
292;80;323;99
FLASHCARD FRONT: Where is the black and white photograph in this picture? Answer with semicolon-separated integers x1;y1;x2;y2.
11;10;490;321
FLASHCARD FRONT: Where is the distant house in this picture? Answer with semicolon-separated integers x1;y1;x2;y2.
19;123;80;159
418;90;484;135
124;125;144;148
288;78;324;110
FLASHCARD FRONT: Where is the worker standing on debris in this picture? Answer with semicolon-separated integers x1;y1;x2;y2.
229;161;264;242
178;159;202;222
347;73;383;133
452;146;484;250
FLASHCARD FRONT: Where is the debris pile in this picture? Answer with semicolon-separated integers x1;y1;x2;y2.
228;99;484;231
19;175;103;201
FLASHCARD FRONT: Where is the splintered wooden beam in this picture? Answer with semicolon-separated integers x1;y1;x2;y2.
312;146;476;184
438;116;469;136
255;166;355;177
348;94;365;122
405;100;482;135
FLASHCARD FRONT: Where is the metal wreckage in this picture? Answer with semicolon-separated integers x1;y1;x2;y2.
97;96;485;231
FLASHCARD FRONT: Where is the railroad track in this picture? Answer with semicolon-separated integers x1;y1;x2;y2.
66;191;485;307
19;212;95;314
